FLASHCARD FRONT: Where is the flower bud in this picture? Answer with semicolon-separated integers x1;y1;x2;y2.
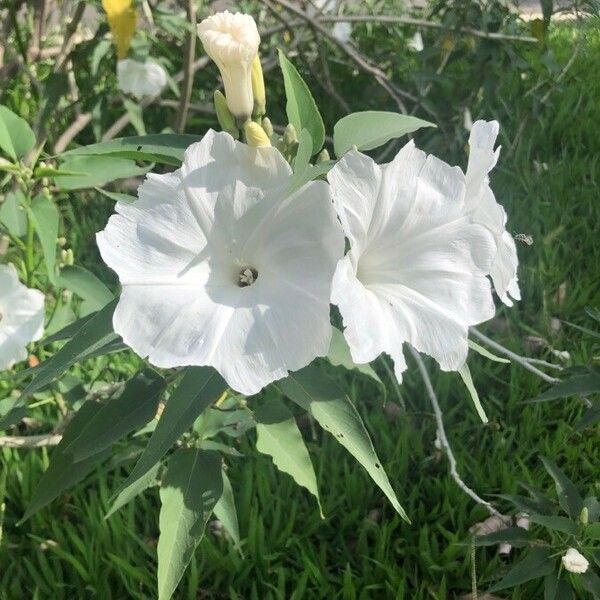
198;11;260;122
261;117;274;138
244;122;271;148
251;55;266;117
283;124;298;147
561;548;589;574
580;506;588;526
213;90;239;138
317;148;330;163
102;0;137;60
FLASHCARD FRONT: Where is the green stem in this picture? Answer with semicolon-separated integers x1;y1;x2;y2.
25;211;35;286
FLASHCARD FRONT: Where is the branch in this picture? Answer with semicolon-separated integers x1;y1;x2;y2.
175;0;197;132
317;14;539;44
409;346;504;518
0;433;62;448
470;328;561;384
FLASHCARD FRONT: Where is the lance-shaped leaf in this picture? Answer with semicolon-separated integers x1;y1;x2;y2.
106;462;161;519
21;401;111;521
255;398;322;515
278;50;325;154
61;133;203;165
28;195;60;284
333;111;434;157
540;456;583;518
458;364;488;423
157;448;223;600
278;365;408;521
63;369;166;462
528;514;578;536
213;469;241;551
531;370;600;403
488;547;554;592
117;367;227;496
327;327;382;386
18;299;118;402
59;265;114;311
474;526;531;548
0;189;27;237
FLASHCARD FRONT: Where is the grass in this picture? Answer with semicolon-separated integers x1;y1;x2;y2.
1;19;599;600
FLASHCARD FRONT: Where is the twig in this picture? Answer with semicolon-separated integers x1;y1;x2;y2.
175;0;197;132
317;14;539;44
470;328;561;384
269;0;417;114
0;433;62;448
53;113;93;154
409;346;503;518
53;0;86;74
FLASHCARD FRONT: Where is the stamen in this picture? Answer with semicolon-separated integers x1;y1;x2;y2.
238;266;258;287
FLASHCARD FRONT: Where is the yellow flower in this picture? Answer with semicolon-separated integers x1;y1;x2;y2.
102;0;137;60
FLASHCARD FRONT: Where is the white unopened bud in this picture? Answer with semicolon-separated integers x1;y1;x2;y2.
198;11;260;121
561;548;589;574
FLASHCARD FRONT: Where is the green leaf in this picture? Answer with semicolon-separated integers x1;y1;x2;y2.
157;448;223;600
60;133;202;165
44;311;96;343
21;402;111;521
292;129;313;174
287;160;334;195
458;364;488;423
576;403;600;431
586;522;600;539
468;339;511;363
18;300;118;402
333;111;435;157
59;265;114;312
473;526;531;547
0;189;27;237
255;398;322;515
54;155;149;190
278;365;408;521
64;369;165;461
106;462;161;518
532;371;600;403
540;456;583;518
123;98;146;135
95;187;137;204
117;367;227;496
544;571;573;600
28;195;59;284
488;547;554;592
213;469;241;550
278;50;325;154
529;514;578;535
326;327;382;386
0;105;36;160
581;571;600;598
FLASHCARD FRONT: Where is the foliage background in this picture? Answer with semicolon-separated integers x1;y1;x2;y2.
0;0;599;598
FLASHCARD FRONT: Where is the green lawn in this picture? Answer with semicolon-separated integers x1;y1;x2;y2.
1;21;599;600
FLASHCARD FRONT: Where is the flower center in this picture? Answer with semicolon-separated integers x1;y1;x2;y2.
237;266;258;287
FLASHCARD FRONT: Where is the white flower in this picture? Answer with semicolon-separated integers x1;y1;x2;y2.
117;58;167;99
407;31;424;52
328;143;496;380
0;264;45;371
198;11;260;121
96;130;344;395
562;548;589;574
332;22;352;44
465;120;520;306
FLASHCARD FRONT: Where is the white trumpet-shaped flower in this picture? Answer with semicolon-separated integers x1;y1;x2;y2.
117;58;168;99
97;130;344;395
328;143;496;380
562;548;589;574
465;120;520;306
0;264;45;371
198;11;260;121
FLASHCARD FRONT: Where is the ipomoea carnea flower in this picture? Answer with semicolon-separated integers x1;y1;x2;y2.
117;58;168;99
562;548;589;574
197;11;260;121
465;120;520;306
0;264;44;371
97;130;344;395
407;31;424;52
332;22;352;44
328;143;496;380
102;0;137;60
